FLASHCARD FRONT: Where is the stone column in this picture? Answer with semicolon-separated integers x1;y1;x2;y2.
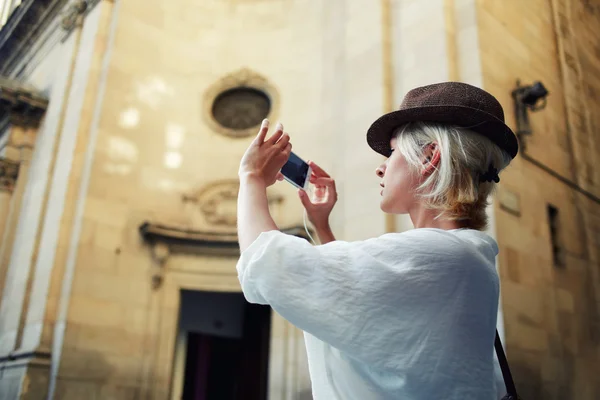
0;125;34;310
0;76;48;307
0;155;19;307
0;190;11;242
0;157;19;243
0;34;49;400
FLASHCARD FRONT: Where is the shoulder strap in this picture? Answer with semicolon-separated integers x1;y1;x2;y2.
495;329;519;398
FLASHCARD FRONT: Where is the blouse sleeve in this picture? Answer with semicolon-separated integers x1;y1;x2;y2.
236;229;474;367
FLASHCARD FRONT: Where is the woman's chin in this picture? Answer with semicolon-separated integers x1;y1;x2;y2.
380;199;393;214
380;198;407;214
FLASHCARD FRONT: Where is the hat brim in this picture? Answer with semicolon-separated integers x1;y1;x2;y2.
366;105;519;158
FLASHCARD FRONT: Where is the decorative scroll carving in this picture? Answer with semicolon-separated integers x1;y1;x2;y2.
182;180;239;227
0;158;20;192
182;179;284;227
202;68;280;138
0;76;49;128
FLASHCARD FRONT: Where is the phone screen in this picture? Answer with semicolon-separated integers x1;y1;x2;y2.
281;152;310;189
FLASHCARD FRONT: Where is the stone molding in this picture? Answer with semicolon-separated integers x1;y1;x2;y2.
138;221;312;288
139;221;311;256
0;76;48;128
0;0;102;76
202;68;280;138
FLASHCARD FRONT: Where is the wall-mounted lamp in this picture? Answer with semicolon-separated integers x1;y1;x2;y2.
510;81;600;206
511;80;549;141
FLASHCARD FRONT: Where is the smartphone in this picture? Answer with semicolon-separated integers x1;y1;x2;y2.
281;151;312;190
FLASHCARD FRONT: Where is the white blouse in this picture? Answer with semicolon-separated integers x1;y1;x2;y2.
237;228;501;399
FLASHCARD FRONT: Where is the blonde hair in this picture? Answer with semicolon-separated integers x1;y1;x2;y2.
394;122;512;230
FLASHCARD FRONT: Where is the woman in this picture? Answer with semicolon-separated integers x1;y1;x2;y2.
236;82;517;399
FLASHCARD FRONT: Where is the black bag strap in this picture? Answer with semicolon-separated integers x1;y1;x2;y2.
495;329;519;398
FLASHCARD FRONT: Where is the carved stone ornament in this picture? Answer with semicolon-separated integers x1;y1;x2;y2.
0;158;20;191
203;68;280;138
8;126;37;149
150;242;170;289
0;76;49;128
182;179;284;227
61;0;88;32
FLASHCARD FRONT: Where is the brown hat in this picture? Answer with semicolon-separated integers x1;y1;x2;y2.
366;82;519;159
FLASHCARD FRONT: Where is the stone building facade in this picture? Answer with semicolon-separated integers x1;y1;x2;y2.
478;1;600;398
0;0;597;399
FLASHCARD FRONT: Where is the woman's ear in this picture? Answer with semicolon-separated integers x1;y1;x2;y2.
421;143;441;176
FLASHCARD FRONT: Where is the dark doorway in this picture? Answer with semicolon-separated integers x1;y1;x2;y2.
181;295;271;400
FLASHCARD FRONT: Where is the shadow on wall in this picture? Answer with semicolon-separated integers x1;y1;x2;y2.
53;348;142;400
298;390;313;400
511;354;573;400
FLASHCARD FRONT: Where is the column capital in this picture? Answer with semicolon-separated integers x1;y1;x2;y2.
8;125;37;150
0;157;19;192
0;76;48;128
61;0;88;32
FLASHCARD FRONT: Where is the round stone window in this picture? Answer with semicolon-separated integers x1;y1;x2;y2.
211;87;271;131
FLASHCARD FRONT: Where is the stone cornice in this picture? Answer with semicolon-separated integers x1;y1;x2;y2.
0;76;49;127
139;221;313;288
139;221;314;288
0;0;68;76
0;0;101;77
139;221;312;257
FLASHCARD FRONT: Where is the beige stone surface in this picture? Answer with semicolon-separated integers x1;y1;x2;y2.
1;0;599;399
53;0;389;393
480;0;600;398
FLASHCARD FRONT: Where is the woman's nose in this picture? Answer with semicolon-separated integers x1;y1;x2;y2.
376;164;385;178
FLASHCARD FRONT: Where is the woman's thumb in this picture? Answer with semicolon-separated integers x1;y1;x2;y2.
298;189;312;208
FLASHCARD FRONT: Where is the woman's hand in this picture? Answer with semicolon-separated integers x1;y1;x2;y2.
239;119;291;186
298;161;338;232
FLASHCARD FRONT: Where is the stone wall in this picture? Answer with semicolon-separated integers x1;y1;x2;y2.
1;0;598;399
51;0;388;398
0;1;84;398
478;0;600;398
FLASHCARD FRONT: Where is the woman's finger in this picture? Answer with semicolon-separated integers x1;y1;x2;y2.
313;177;336;189
277;142;291;161
309;173;324;183
298;189;314;208
308;161;330;178
276;133;290;150
265;122;284;145
255;119;270;144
